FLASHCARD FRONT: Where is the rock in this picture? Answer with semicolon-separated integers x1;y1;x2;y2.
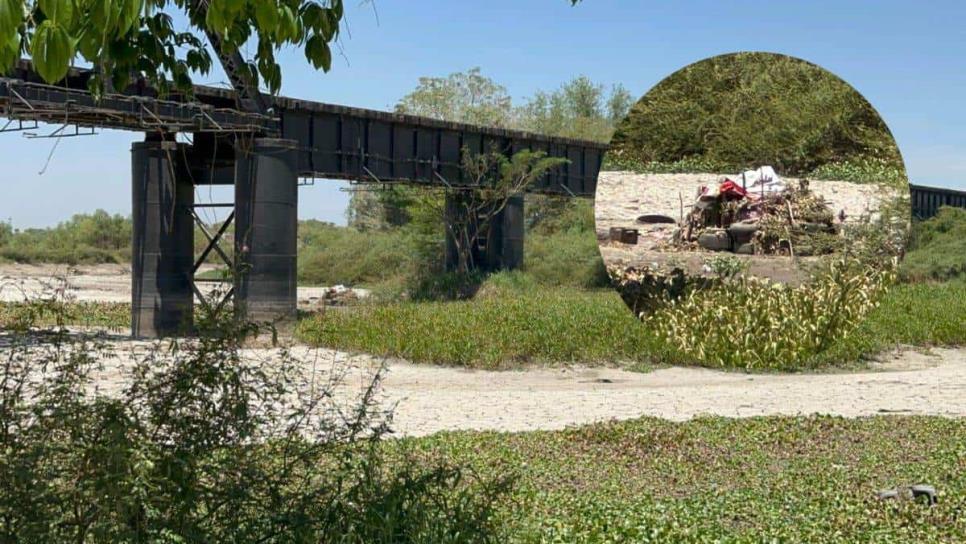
734;242;755;255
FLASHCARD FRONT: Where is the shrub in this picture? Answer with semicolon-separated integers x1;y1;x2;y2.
643;258;896;369
298;220;416;287
610;52;903;177
0;297;508;542
901;206;966;282
808;156;908;187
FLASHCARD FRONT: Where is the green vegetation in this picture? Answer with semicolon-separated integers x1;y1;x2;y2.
608;52;906;186
350;69;628;234
0;308;507;543
0;299;128;330
641;259;895;370
0;210;129;264
5;0;345;96
297;274;668;370
401;415;966;542
296;272;966;370
6;199;966;371
297;220;415;287
902;206;966;282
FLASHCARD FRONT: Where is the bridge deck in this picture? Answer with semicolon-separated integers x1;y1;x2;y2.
1;61;605;196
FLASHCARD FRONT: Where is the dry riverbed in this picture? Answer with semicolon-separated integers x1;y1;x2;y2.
594;171;905;283
0;263;369;308
6;335;966;437
2;262;963;436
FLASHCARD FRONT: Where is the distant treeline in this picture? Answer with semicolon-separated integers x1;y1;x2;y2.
0;211;130;264
609;52;905;181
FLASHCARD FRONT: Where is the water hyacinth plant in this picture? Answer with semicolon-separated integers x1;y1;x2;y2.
641;258;897;369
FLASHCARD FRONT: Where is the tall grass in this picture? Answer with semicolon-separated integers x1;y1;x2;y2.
297;220;416;287
297;274;670;369
297;271;966;370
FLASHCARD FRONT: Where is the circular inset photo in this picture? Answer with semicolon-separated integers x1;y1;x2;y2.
596;52;911;367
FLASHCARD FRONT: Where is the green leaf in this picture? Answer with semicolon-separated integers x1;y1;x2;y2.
253;0;278;33
205;0;229;35
322;7;339;41
0;30;19;69
0;0;23;36
31;20;74;83
38;0;73;25
115;0;143;36
276;5;297;42
304;33;331;71
88;0;115;33
75;28;100;59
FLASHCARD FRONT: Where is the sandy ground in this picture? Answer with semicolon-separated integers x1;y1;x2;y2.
594;171;905;283
2;263;963;436
8;337;965;437
378;348;966;435
0;263;368;308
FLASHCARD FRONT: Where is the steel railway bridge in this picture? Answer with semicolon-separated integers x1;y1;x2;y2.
1;60;606;337
2;60;960;338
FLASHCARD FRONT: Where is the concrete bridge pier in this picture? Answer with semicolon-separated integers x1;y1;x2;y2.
444;192;525;273
233;137;300;325
130;137;195;338
484;193;525;271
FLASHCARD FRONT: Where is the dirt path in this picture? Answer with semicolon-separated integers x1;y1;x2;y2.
0;263;368;308
54;340;966;437
376;348;966;435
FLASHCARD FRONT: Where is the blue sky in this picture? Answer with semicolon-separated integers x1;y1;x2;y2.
3;0;965;228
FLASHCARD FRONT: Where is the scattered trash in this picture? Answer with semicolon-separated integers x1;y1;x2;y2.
301;285;369;309
875;484;938;505
609;227;640;245
673;166;840;256
636;214;677;224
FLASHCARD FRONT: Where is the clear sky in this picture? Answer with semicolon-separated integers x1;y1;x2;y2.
3;0;965;228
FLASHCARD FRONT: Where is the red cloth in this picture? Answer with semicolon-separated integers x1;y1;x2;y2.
718;180;748;200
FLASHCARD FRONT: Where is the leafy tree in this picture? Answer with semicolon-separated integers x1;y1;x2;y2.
0;0;345;96
0;219;10;247
437;149;566;274
395;67;513;128
68;209;130;250
352;68;514;232
515;76;630;142
350;71;625;232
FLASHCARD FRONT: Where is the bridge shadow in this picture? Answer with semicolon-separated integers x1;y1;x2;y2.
0;328;133;349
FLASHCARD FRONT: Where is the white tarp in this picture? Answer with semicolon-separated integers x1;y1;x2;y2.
736;165;785;194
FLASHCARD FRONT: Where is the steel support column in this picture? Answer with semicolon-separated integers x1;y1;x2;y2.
234;138;299;324
443;191;525;273
131;138;194;338
484;193;525;271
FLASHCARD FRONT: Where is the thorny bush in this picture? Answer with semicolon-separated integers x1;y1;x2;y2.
0;282;510;543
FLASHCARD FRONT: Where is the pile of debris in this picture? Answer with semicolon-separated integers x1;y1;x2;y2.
671;166;842;257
